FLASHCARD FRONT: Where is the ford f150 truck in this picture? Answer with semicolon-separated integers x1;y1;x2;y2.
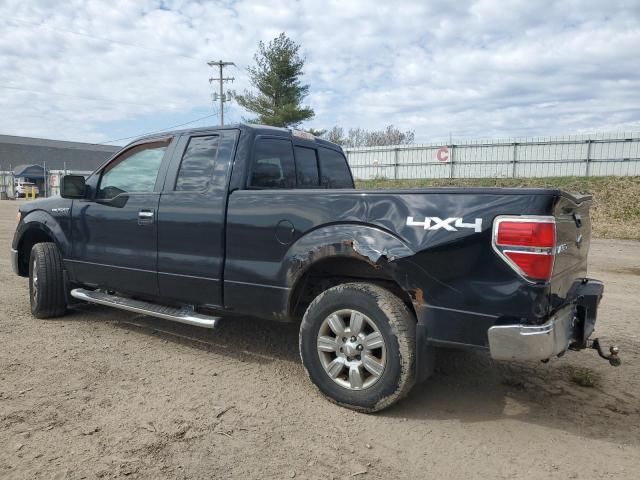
11;124;619;412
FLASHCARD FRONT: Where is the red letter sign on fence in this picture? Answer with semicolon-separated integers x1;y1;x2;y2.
436;147;449;162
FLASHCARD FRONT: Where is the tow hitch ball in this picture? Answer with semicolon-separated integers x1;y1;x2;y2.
588;338;621;367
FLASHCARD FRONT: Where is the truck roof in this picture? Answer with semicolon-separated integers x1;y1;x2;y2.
132;123;342;151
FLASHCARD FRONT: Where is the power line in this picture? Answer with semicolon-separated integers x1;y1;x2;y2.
0;17;230;145
99;113;220;144
0;113;218;158
3;16;205;62
0;112;220;148
0;84;163;108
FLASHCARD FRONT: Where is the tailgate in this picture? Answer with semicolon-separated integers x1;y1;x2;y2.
549;193;592;309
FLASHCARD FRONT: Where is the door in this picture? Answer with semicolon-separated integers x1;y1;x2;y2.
156;130;237;306
224;135;299;318
69;138;174;297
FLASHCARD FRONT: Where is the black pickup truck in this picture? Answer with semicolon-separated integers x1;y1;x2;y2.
11;124;619;412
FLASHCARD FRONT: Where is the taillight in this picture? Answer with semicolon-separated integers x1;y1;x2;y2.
492;216;556;282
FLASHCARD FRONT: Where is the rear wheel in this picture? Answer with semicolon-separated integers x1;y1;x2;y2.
299;283;416;412
29;243;67;318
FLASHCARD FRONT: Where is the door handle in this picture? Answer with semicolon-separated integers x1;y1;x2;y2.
138;209;155;225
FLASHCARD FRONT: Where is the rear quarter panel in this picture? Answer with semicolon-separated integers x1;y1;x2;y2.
224;188;564;344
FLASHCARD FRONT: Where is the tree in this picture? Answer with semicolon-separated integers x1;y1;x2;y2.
235;33;314;127
305;127;327;137
318;124;415;148
345;127;369;148
324;126;346;145
364;125;415;147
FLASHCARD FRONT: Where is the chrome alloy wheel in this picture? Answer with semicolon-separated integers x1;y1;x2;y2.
316;309;387;390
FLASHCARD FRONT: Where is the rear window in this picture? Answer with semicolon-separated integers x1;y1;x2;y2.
294;146;319;187
249;138;296;189
175;135;219;191
318;148;352;188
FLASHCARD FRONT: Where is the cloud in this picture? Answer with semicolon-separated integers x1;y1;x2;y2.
0;0;639;144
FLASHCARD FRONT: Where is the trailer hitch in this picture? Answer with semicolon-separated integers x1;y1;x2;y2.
589;338;621;366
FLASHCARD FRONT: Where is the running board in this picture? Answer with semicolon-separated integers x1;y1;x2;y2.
70;288;220;328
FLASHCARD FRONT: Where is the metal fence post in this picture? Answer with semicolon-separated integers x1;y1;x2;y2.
585;139;592;177
449;144;455;178
512;142;518;177
394;148;399;180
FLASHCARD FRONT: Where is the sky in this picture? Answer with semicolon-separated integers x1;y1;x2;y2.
0;0;639;145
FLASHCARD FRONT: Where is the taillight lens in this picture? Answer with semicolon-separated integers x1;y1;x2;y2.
496;221;555;248
493;217;556;282
504;251;555;280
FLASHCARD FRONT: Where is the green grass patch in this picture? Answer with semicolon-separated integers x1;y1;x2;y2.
568;367;600;388
356;176;640;240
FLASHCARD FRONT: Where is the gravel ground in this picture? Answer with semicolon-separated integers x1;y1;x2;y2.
1;199;639;479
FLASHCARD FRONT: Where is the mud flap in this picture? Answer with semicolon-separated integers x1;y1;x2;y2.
415;323;435;383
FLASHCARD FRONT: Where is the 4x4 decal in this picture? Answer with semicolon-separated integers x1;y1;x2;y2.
406;216;483;232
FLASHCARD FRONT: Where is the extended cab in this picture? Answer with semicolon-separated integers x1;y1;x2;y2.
11;124;619;412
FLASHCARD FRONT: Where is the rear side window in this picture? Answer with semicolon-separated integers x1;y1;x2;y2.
318;147;352;188
249;138;296;189
175;135;219;191
294;146;319;187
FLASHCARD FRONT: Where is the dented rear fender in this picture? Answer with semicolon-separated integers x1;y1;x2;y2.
282;224;415;289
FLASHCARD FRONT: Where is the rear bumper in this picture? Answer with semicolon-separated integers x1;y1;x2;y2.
488;306;576;361
488;278;604;361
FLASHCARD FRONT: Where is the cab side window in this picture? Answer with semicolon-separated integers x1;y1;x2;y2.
97;140;169;199
318;147;353;188
175;135;219;191
249;138;296;189
294;146;319;187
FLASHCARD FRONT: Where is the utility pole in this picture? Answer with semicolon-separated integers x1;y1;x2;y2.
208;60;235;126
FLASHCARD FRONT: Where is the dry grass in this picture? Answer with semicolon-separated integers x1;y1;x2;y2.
356;176;640;240
568;367;600;388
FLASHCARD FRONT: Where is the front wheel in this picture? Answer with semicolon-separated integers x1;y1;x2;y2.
29;243;67;318
299;283;416;413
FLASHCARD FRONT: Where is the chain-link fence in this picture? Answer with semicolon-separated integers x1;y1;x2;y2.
3;133;640;198
345;132;640;180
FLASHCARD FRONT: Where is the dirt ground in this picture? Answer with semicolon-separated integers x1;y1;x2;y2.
1;200;639;480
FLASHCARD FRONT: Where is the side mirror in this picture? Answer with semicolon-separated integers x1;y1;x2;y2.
60;175;86;199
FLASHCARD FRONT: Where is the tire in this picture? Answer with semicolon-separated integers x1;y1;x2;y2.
29;242;67;318
299;282;416;413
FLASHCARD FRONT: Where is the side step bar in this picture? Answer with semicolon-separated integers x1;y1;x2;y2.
70;288;220;328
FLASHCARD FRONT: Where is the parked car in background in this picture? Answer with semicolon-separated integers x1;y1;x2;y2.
15;180;39;198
